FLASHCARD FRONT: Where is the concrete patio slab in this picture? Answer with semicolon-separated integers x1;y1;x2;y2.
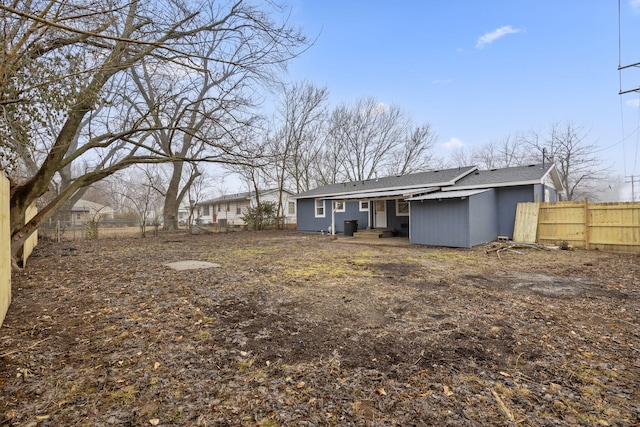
164;260;221;271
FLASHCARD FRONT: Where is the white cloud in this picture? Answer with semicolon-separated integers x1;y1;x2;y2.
626;98;640;107
476;25;523;49
442;137;465;150
630;0;640;11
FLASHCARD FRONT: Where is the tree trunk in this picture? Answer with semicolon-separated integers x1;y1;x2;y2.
162;161;185;230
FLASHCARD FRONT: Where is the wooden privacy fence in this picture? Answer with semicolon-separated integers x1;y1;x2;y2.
0;173;38;327
1;174;10;327
514;200;640;252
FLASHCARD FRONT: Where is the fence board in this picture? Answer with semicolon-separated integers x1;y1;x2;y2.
532;200;640;252
0;175;10;327
22;202;38;267
513;202;539;243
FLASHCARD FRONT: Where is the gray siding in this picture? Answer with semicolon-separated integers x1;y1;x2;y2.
296;199;369;233
410;198;471;248
387;200;410;236
468;189;498;246
296;198;328;232
534;183;559;202
495;186;535;238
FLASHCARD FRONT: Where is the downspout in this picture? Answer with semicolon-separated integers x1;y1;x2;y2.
331;200;335;235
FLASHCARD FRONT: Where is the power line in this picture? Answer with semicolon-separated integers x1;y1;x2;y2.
625;175;637;201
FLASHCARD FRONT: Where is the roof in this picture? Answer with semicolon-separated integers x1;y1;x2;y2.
323;187;438;200
293;166;477;199
445;163;561;191
407;189;490;201
295;163;561;200
198;188;291;206
71;199;114;214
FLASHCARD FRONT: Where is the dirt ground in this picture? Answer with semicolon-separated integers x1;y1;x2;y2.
1;230;639;426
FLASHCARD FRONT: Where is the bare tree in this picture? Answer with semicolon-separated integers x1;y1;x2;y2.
447;134;537;170
522;122;609;200
118;167;164;237
1;0;307;260
319;97;437;183
386;124;439;176
277;82;329;193
263;81;328;226
496;134;535;167
327;98;406;181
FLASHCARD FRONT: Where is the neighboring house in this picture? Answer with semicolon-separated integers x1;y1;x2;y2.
294;164;563;248
196;189;297;226
68;199;115;224
177;204;191;225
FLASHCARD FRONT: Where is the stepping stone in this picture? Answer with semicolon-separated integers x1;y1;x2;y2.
164;260;221;271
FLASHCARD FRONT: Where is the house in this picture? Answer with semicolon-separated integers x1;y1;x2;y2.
65;199;115;224
294;164;563;248
196;188;296;227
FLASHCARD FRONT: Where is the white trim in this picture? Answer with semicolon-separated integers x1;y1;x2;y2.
314;199;325;218
322;187;438;200
407;189;490;201
441;180;542;191
359;200;369;211
396;199;409;216
334;200;346;212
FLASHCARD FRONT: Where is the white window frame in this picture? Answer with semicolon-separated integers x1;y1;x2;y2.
315;199;325;218
359;200;369;212
334;200;346;213
396;199;409;216
288;201;296;215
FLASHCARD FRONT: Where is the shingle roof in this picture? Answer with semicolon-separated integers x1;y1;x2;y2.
444;163;557;190
293;166;477;198
198;188;290;206
294;164;560;199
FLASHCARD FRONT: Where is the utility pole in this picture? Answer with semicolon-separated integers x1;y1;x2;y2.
626;175;637;201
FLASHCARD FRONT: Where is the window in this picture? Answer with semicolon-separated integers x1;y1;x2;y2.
288;201;296;215
76;213;81;220
334;200;345;212
359;200;369;212
315;199;325;218
226;203;230;212
217;204;221;212
236;204;241;215
396;199;409;216
203;205;210;216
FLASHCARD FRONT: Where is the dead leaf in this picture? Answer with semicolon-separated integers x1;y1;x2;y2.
36;415;50;421
443;385;454;397
149;418;160;425
154;362;160;370
376;387;387;396
296;381;305;388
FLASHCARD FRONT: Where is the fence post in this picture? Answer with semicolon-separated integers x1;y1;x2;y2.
584;198;590;250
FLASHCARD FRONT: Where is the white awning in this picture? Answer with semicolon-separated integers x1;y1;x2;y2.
407;189;490;201
323;187;438;200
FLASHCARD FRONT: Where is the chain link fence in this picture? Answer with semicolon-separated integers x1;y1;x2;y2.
38;220;164;242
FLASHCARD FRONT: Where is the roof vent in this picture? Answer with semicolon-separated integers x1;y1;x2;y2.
490;168;497;171
474;171;480;175
528;164;536;167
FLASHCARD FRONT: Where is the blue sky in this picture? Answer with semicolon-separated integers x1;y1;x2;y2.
278;0;640;200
